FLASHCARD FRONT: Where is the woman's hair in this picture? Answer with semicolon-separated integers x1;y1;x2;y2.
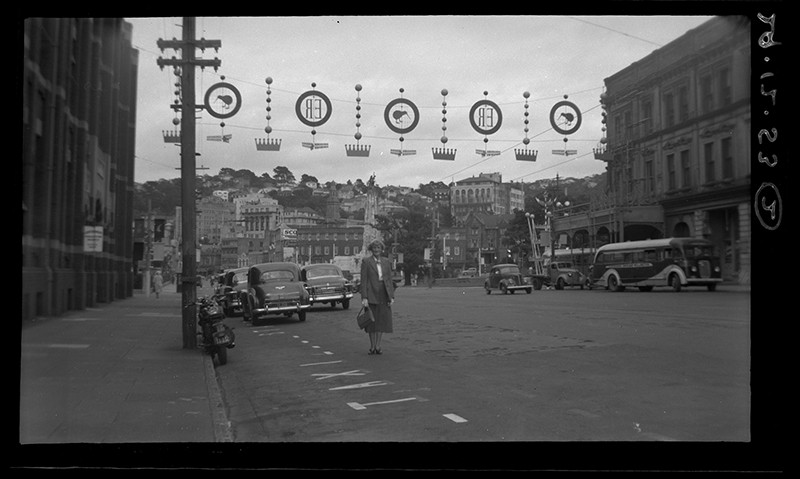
368;239;385;252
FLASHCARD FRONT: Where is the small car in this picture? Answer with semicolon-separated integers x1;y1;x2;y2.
461;267;478;277
484;264;532;294
242;262;311;323
300;263;355;309
219;267;249;317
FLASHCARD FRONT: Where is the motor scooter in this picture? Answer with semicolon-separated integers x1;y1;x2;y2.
187;295;235;366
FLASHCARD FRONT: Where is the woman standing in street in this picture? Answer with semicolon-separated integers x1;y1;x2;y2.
360;239;395;355
152;270;164;299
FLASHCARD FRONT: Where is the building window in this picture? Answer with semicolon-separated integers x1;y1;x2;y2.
678;84;689;123
344;246;350;255
681;150;691;188
315;246;321;255
645;157;655;194
663;92;675;128
324;246;330;255
667;153;676;190
641;98;653;135
454;246;461;256
704;142;715;183
700;73;714;113
353;246;360;255
721;137;734;179
718;66;732;107
624;110;633;141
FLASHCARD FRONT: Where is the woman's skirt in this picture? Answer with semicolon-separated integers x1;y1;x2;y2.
365;282;393;333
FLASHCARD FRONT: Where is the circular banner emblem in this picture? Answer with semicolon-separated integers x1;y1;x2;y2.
469;99;503;135
204;82;242;119
384;98;420;135
295;89;333;128
549;100;582;135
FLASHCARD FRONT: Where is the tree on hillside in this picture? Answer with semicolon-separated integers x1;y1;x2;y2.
300;174;318;185
273;166;296;186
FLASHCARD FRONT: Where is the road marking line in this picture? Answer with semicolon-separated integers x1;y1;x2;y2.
301;340;309;344
324;351;334;355
444;413;468;423
347;397;416;410
47;344;90;349
312;345;320;349
258;332;284;336
312;370;364;380
300;360;343;367
331;381;389;391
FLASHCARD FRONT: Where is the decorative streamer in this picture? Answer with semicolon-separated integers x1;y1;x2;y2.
432;89;456;161
297;82;332;150
470;91;502;157
345;84;370;157
549;94;582;157
256;76;281;151
514;91;538;162
385;88;419;157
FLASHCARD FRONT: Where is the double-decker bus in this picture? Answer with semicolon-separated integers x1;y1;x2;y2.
589;238;722;292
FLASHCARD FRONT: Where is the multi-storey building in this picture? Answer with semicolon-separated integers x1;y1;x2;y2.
197;196;235;245
450;172;525;222
464;212;516;274
22;18;139;320
557;16;750;283
296;226;365;264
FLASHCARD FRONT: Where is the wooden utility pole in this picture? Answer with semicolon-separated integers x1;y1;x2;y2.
157;17;221;349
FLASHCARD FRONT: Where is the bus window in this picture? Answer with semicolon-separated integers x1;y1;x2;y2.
623;252;633;262
661;248;673;260
644;249;657;261
685;245;714;258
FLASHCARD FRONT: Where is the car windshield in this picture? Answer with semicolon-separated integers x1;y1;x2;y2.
496;266;520;275
683;245;714;258
259;270;295;282
306;267;341;279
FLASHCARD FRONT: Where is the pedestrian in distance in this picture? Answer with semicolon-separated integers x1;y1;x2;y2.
360;239;395;355
152;270;164;298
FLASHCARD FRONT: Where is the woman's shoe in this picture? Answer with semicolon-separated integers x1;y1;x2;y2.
374;348;382;355
368;348;376;355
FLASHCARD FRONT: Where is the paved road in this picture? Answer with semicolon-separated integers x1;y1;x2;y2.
214;284;751;448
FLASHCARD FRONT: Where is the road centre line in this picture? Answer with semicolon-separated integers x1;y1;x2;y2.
312;370;365;380
443;413;468;423
301;360;343;367
331;381;390;391
347;397;417;410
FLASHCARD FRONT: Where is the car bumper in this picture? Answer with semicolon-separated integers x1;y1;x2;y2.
310;292;353;303
252;302;311;316
686;277;723;285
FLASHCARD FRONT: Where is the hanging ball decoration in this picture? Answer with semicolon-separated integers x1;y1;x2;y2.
172;117;180;126
266;77;273;85
265;126;272;134
440;89;449;145
220;122;226;128
600;137;607;144
441;136;448;144
522;91;531;146
355;132;362;141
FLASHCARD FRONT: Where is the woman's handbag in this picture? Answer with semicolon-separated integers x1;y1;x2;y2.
356;306;374;329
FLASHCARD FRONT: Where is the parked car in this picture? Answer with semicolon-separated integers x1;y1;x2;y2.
528;261;587;290
484;264;532;294
300;263;355;309
241;262;311;323
461;267;478;277
219;267;248;317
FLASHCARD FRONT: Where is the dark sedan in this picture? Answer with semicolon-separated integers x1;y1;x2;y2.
300;264;355;310
242;262;311;323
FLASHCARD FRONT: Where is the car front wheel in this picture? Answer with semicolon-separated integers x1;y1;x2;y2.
298;310;307;322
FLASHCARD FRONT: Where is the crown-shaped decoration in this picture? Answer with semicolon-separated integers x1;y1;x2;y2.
432;147;456;161
593;146;611;161
514;148;538;162
162;130;181;144
346;144;371;157
256;138;281;151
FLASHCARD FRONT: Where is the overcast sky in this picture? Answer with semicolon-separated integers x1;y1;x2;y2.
127;15;716;188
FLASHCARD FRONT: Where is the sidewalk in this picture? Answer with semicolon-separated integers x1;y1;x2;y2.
19;285;231;447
